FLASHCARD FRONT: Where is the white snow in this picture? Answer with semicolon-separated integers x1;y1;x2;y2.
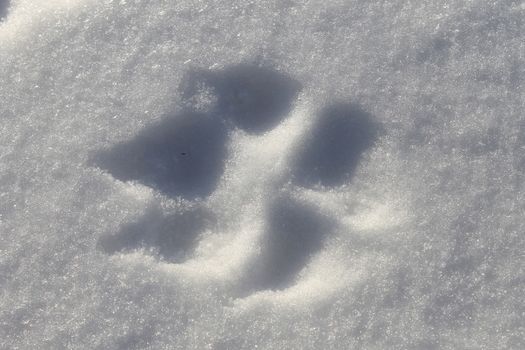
1;0;524;349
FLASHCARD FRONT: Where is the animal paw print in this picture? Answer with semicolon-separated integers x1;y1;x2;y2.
94;63;378;297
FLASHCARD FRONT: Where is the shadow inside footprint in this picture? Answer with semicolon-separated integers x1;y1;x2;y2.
246;197;334;292
292;103;379;187
93;112;228;199
0;0;9;21
182;64;302;134
98;206;212;263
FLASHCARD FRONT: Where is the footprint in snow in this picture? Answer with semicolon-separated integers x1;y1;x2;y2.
93;63;379;297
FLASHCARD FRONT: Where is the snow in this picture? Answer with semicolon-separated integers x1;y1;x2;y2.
1;0;524;349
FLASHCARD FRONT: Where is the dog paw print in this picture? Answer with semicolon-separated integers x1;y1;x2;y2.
93;63;378;297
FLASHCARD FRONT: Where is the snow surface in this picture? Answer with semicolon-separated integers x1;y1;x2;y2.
1;0;524;349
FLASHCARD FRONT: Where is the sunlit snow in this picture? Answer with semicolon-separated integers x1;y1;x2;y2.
1;0;524;349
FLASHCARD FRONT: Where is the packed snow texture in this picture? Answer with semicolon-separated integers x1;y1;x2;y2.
0;0;524;349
